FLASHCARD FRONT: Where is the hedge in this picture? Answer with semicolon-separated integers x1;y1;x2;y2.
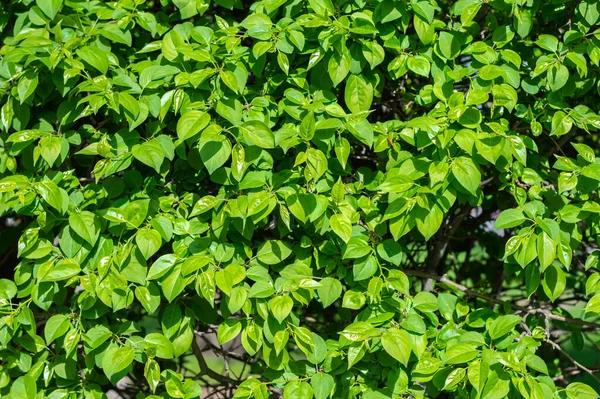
1;0;600;398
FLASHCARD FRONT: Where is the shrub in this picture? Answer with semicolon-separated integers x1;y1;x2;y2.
1;0;600;397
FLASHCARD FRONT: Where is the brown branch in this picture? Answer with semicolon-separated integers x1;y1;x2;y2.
422;207;471;291
358;219;383;240
479;176;495;187
533;308;600;329
553;367;600;382
405;269;498;304
198;332;252;363
545;337;600;385
191;335;237;385
545;132;572;158
402;269;600;329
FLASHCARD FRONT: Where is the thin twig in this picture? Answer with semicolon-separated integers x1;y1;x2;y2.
403;269;600;329
545;338;600;385
191;335;237;385
422;207;471;291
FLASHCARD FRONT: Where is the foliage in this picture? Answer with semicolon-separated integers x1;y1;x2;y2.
1;0;600;398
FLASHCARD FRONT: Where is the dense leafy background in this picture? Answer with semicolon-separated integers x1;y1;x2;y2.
1;0;600;398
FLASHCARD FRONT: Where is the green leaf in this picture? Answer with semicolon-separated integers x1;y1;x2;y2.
191;195;218;216
407;55;430;77
140;66;181;88
345;74;373;113
479;65;504;81
438;32;461;59
537;232;556;271
102;346;135;379
514;7;532;38
249;281;276;298
415;203;443;241
257;240;293;265
36;180;68;214
284;381;313;399
39;259;80;282
216;269;233;295
269;295;293;323
132;140;166;173
466;89;489;106
277;52;290;75
494;209;526;229
100;24;132;46
148;254;178;280
311;373;335;399
18;72;38;104
381;329;411;366
84;325;112;350
401;313;426;334
443;368;466;390
489;315;521;339
36;0;62;19
199;134;231;174
525;264;540;298
241;121;275;148
69;211;101;246
231;143;247;181
228;286;248;313
451;157;480;195
77;46;109;75
547;64;569;92
535;35;559;52
144;333;175;359
135;284;161;315
443;344;478;364
328;50;351;86
566;382;598;399
300;112;316;141
44;314;71;344
288;30;305;51
335;137;350;169
388;270;410;294
217;319;242;344
220;70;239;93
317;277;342;308
306;148;328;181
39;136;62;166
161;266;187;302
413;1;435;23
551;111;573;136
0;279;17;300
353;256;377;281
343;236;370;260
374;0;404;23
342;290;365;309
458;2;481;24
309;0;335;17
136;229;162;260
491;84;518;112
542;264;566;302
458;107;482;128
346;119;374;147
376;240;403;266
585;294;600;315
9;376;36;399
362;41;385;69
414;291;438;312
330;213;352;243
572;143;595;163
177;111;211;141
